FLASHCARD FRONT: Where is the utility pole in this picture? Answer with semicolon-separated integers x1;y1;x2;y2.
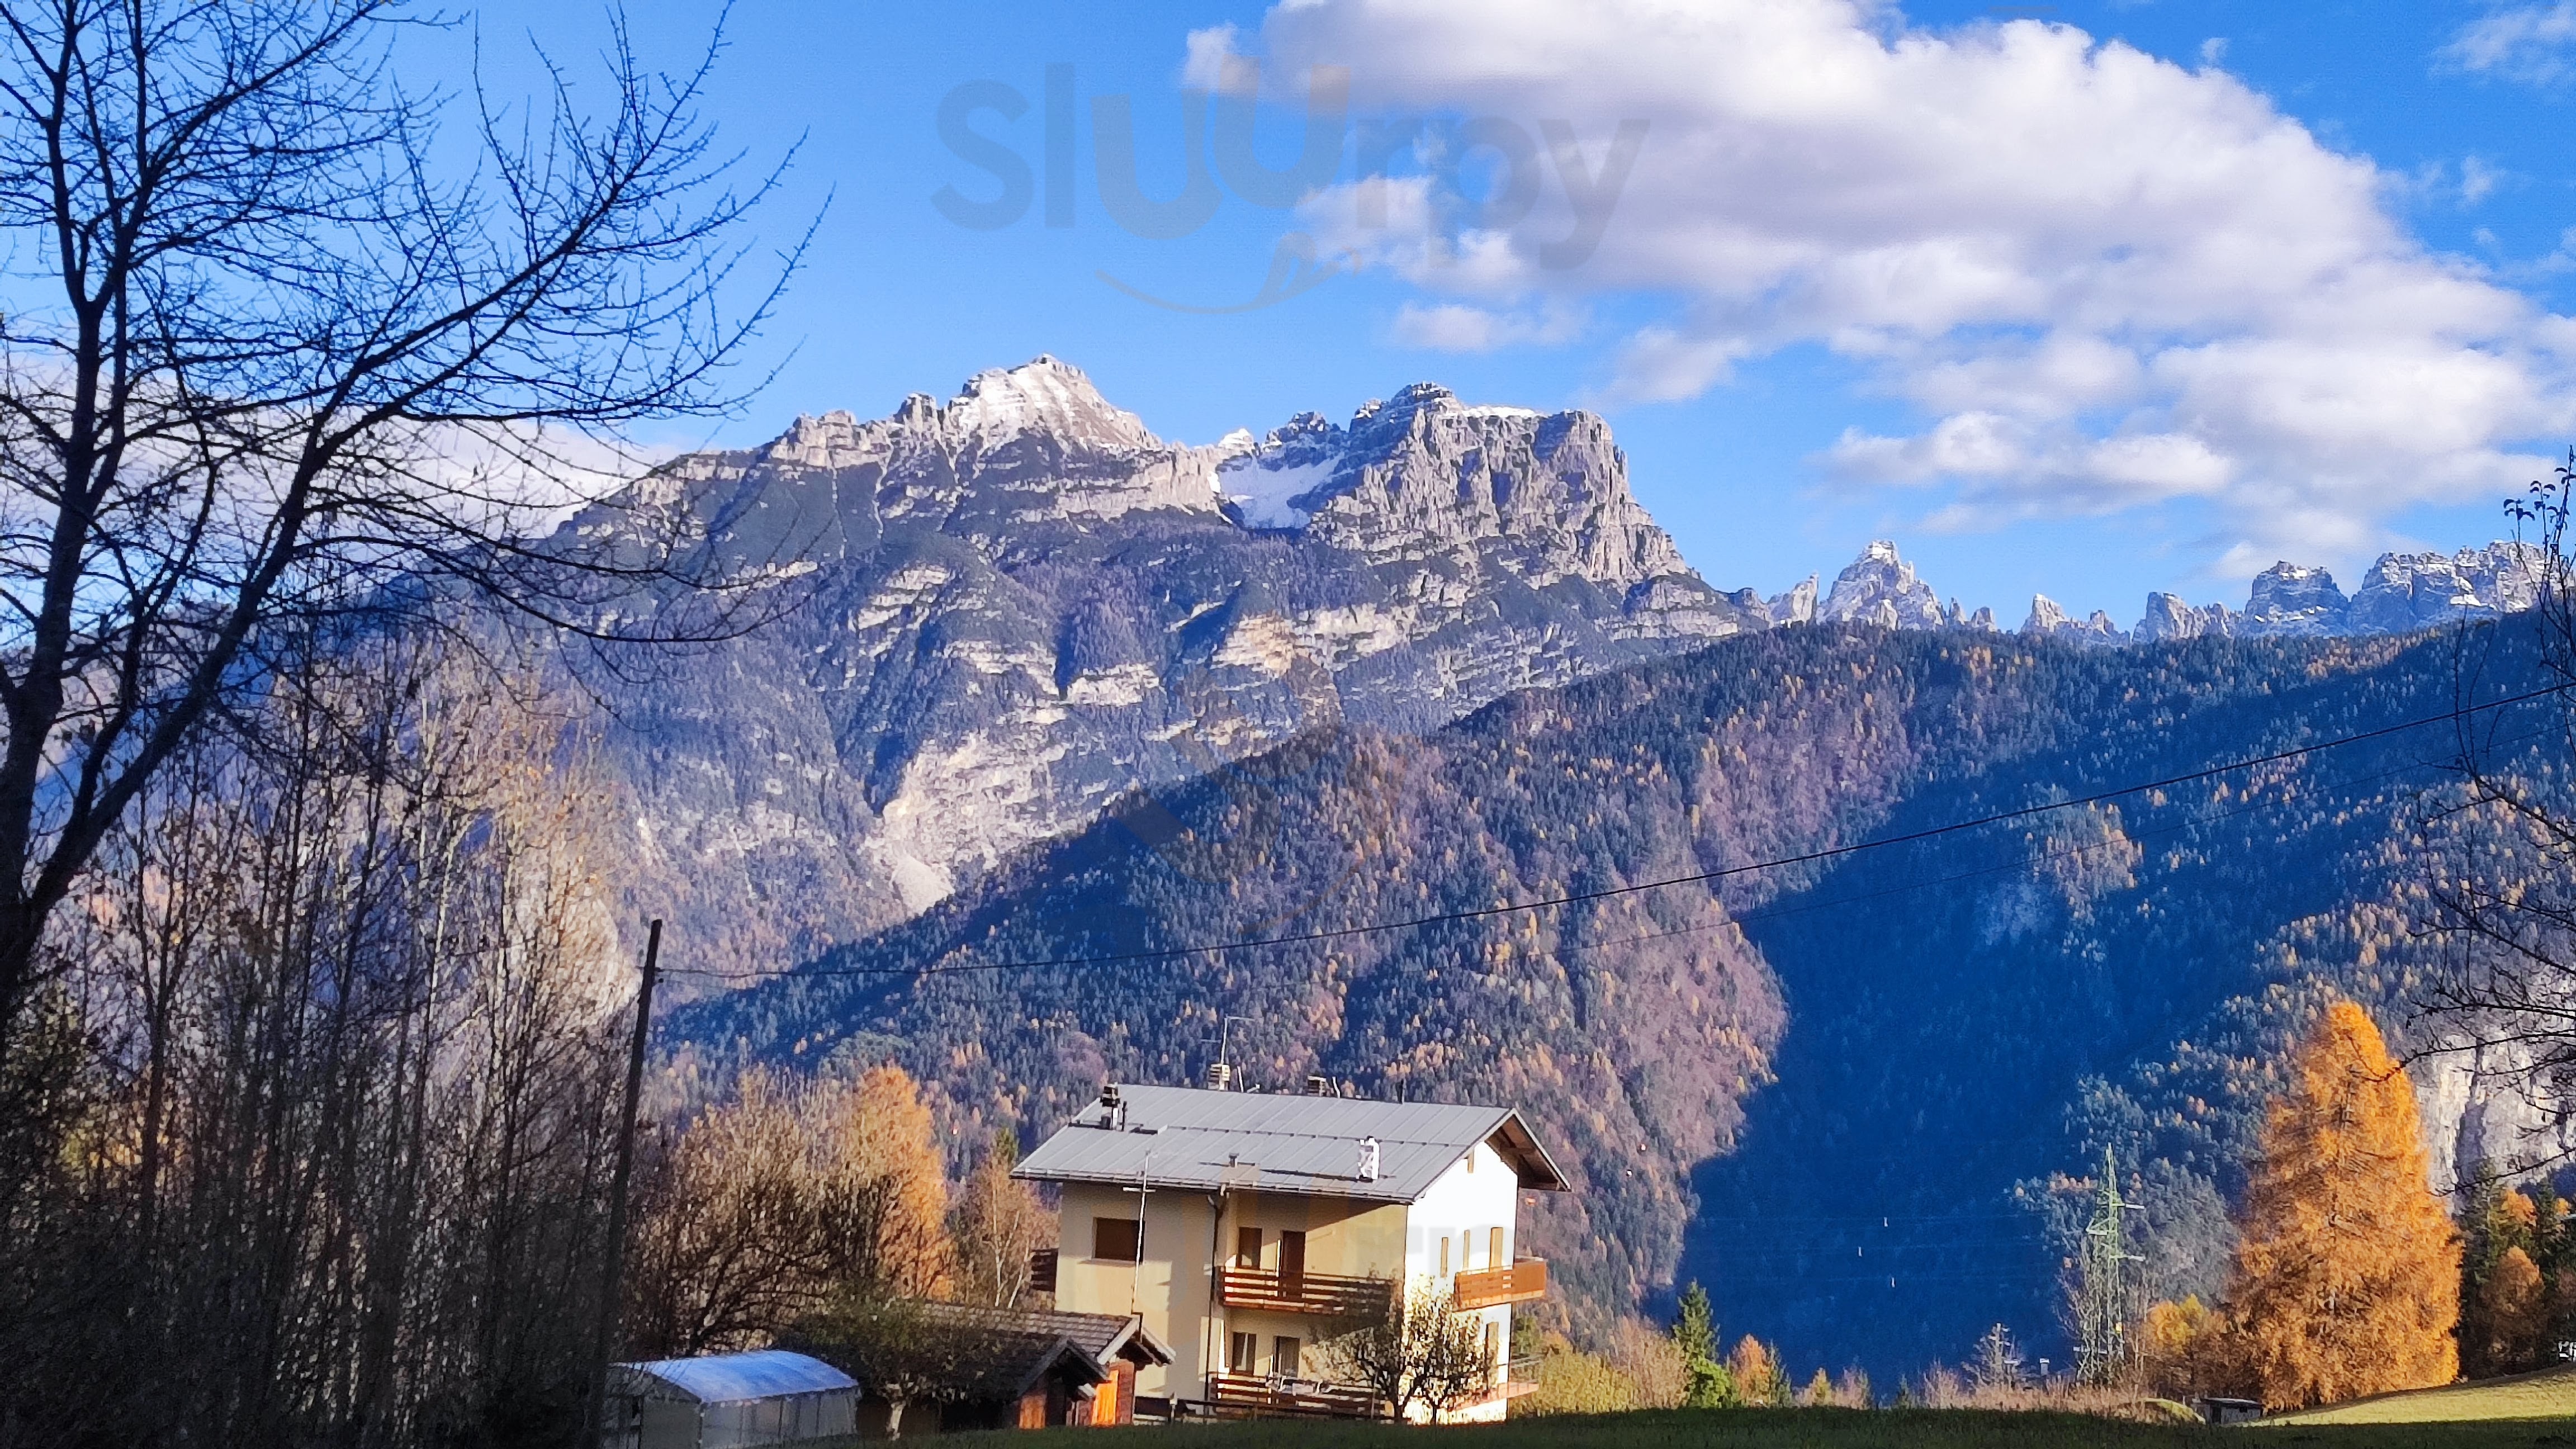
2076;1145;2136;1388
584;918;662;1448
1123;1153;1154;1315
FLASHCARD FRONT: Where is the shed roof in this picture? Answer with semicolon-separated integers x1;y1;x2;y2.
906;1303;1173;1367
811;1303;1122;1403
615;1350;856;1404
1013;1084;1568;1204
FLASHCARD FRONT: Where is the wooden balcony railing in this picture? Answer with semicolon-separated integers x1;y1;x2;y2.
1204;1372;1382;1420
1216;1266;1392;1319
1452;1257;1547;1310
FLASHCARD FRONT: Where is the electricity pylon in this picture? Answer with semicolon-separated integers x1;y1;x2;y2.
2076;1147;2137;1388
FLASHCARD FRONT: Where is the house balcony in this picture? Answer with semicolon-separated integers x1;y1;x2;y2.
1215;1266;1392;1319
1452;1257;1547;1310
1204;1372;1381;1420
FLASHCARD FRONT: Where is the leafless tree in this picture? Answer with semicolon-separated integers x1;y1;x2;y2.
948;1129;1054;1309
1324;1278;1494;1423
2417;453;2576;1156
0;0;797;1065
1;631;640;1449
624;1065;956;1360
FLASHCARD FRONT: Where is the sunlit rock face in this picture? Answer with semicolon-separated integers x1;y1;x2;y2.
2346;543;2544;636
551;357;1764;973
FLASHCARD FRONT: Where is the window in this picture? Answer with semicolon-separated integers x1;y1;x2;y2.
1235;1225;1262;1268
1438;1235;1450;1276
1491;1226;1507;1267
1483;1320;1500;1365
1093;1216;1140;1262
1228;1332;1258;1374
1273;1336;1301;1378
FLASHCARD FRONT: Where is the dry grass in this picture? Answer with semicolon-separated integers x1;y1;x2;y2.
2256;1363;2576;1426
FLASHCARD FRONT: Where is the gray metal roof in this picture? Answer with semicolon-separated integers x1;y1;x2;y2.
615;1349;857;1403
1012;1084;1568;1204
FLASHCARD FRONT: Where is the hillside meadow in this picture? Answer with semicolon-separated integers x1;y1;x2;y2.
955;1408;2576;1447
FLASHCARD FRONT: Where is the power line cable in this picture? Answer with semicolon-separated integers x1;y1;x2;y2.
667;678;2573;982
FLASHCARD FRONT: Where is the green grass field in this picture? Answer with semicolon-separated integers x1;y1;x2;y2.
2255;1365;2576;1427
1018;1405;2576;1447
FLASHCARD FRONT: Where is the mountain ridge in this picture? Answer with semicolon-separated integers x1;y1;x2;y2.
555;357;2545;986
556;357;1767;978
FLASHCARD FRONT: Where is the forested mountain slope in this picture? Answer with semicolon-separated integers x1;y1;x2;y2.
666;613;2556;1377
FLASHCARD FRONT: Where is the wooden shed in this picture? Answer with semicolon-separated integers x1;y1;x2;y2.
808;1302;1171;1436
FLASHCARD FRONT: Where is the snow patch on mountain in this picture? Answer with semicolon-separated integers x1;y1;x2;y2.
1219;456;1338;529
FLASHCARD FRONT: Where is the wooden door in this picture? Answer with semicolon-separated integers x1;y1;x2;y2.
1278;1229;1306;1298
1235;1225;1262;1268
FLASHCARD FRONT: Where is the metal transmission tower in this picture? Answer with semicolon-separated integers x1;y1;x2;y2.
2076;1147;2138;1386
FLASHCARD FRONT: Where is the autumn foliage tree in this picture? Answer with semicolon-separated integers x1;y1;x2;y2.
627;1064;951;1355
948;1129;1054;1309
1727;1334;1789;1406
2225;1001;2459;1409
2137;1296;2234;1399
2459;1171;2562;1377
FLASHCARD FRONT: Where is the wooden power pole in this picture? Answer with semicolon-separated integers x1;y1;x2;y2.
584;918;662;1447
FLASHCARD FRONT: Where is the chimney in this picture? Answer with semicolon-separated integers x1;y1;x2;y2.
1098;1083;1125;1130
1357;1136;1381;1182
1306;1074;1331;1096
1205;1061;1233;1091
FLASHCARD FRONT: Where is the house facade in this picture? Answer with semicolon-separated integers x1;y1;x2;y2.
1014;1082;1568;1423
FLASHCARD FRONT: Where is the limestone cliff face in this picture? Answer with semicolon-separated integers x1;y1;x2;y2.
556;358;1764;974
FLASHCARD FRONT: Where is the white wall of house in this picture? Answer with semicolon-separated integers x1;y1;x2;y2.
1401;1140;1524;1424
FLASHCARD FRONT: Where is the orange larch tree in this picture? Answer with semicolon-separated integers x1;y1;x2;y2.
828;1064;956;1301
2227;1000;2460;1409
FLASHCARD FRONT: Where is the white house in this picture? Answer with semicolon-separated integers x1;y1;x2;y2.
1014;1081;1569;1423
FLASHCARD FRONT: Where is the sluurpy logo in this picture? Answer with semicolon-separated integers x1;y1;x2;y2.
932;58;1648;311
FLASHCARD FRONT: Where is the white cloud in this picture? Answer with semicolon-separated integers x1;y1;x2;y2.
2461;155;2504;205
1240;0;2576;567
2444;3;2576;84
1182;24;1243;90
1391;299;1587;351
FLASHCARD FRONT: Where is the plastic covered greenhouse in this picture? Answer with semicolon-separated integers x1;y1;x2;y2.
603;1349;860;1449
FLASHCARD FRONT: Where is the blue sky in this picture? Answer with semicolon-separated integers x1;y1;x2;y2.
516;0;2576;624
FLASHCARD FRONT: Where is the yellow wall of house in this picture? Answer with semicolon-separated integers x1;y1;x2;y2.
1050;1182;1412;1400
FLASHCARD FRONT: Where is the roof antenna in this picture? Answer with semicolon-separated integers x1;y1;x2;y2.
1202;1014;1252;1091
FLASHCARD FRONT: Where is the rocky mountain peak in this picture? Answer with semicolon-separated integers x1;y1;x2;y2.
569;358;1772;950
1819;541;1946;629
2348;542;2543;634
2023;594;2125;646
2137;591;2233;643
2238;561;2350;638
1800;538;2544;650
941;354;1159;455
